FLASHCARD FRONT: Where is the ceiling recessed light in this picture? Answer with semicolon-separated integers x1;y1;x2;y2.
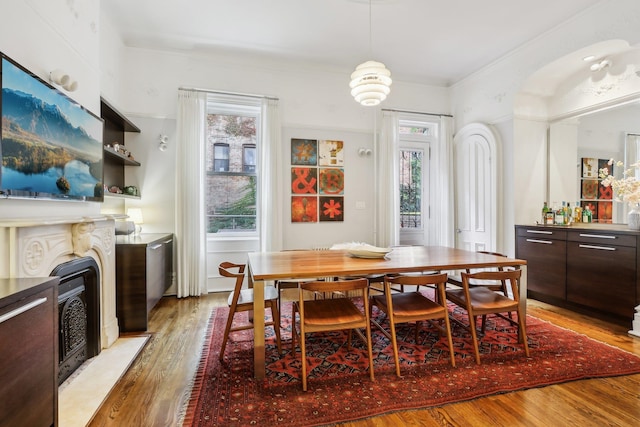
583;55;596;62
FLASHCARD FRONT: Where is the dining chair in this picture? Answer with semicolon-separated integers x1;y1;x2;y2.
370;273;456;376
445;269;529;364
291;277;374;391
218;261;282;360
447;251;512;331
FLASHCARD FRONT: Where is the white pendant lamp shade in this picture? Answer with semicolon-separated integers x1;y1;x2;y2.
350;60;392;106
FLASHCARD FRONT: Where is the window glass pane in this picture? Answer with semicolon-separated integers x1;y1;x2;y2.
399;149;422;229
243;145;256;172
205;110;259;234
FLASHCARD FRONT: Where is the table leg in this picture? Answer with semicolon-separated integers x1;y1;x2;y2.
248;265;266;379
518;264;527;319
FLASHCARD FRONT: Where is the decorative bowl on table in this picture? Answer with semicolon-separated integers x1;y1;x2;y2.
331;242;392;259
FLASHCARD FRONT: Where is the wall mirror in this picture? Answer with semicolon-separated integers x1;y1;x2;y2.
549;100;640;224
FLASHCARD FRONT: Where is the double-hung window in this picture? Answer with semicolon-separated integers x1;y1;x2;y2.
205;96;261;235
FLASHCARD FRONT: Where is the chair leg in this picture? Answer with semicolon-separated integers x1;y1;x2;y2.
219;311;235;361
291;303;297;351
442;311;456;367
389;318;401;377
468;311;482;364
269;301;282;354
300;321;308;391
517;307;530;357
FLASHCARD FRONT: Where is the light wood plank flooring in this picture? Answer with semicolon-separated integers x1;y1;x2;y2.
89;292;640;427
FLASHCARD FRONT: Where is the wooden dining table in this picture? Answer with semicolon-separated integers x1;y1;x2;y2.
246;245;527;379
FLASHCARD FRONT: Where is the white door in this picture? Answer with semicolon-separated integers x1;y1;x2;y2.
454;124;498;252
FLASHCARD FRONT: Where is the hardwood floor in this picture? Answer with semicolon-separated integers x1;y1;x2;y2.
89;292;640;427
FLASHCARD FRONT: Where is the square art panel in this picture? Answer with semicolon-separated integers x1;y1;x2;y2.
291;139;317;166
598;201;612;223
581;179;598;200
318;140;344;166
582;158;598;178
291;167;317;194
319;168;345;195
319;196;344;221
291;196;318;222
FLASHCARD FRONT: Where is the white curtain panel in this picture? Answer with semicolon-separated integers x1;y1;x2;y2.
259;98;283;252
375;110;400;247
175;90;207;297
436;115;455;247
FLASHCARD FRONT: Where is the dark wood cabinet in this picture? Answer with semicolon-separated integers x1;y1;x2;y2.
566;231;637;318
516;227;567;300
516;224;639;325
115;233;174;332
0;277;59;427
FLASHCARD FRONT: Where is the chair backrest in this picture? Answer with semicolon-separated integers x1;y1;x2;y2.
385;272;448;288
300;277;368;293
461;269;522;301
219;262;246;305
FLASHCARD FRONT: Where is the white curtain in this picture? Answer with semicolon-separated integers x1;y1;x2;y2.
175;90;207;297
259;98;283;252
375;110;400;247
436;115;455;247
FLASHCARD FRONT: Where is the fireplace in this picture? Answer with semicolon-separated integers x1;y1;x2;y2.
52;257;101;384
0;217;119;358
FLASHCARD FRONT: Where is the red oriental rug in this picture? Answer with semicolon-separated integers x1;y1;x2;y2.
182;299;640;427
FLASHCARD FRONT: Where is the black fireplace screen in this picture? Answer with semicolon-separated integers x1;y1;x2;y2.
51;257;100;385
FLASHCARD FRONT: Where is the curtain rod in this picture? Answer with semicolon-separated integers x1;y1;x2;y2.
382;108;453;118
179;86;279;101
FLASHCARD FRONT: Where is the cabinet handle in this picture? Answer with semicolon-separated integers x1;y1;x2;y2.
526;239;552;244
579;244;616;251
579;233;617;240
0;297;47;324
163;239;173;244
526;230;553;235
149;244;162;250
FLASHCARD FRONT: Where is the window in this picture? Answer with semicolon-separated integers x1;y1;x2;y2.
243;144;256;173
213;142;230;172
205;98;261;235
399;149;423;228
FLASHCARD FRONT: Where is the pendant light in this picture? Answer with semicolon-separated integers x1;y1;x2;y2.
349;0;392;106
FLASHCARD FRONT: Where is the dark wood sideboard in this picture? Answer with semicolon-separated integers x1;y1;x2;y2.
116;233;173;332
515;224;639;325
0;277;59;427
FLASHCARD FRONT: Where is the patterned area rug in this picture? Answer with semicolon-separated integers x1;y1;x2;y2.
183;298;640;427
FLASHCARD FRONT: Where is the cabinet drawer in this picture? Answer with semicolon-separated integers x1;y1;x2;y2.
566;242;636;318
516;236;566;299
567;231;637;248
517;227;567;241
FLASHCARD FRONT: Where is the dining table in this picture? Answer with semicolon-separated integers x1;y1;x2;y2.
246;245;527;379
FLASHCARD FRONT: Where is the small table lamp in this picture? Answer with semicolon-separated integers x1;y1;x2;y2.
127;208;144;235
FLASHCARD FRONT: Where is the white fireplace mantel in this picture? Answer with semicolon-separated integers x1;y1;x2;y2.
0;215;120;349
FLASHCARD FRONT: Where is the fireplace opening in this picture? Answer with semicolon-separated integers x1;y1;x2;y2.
51;257;101;385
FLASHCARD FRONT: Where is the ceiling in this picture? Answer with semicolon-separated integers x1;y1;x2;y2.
103;0;605;86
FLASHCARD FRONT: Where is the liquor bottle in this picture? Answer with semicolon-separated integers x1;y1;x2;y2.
574;203;582;223
582;206;592;223
542;202;549;224
555;203;564;225
566;202;572;224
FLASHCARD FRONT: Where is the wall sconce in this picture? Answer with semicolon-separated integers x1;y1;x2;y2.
49;69;78;92
357;147;372;157
158;134;169;152
126;208;144;235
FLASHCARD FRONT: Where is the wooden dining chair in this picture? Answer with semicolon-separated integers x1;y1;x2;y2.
218;262;282;360
445;269;529;364
370;273;456;376
291;278;374;391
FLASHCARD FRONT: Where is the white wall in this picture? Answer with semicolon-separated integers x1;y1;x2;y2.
0;0;102;220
